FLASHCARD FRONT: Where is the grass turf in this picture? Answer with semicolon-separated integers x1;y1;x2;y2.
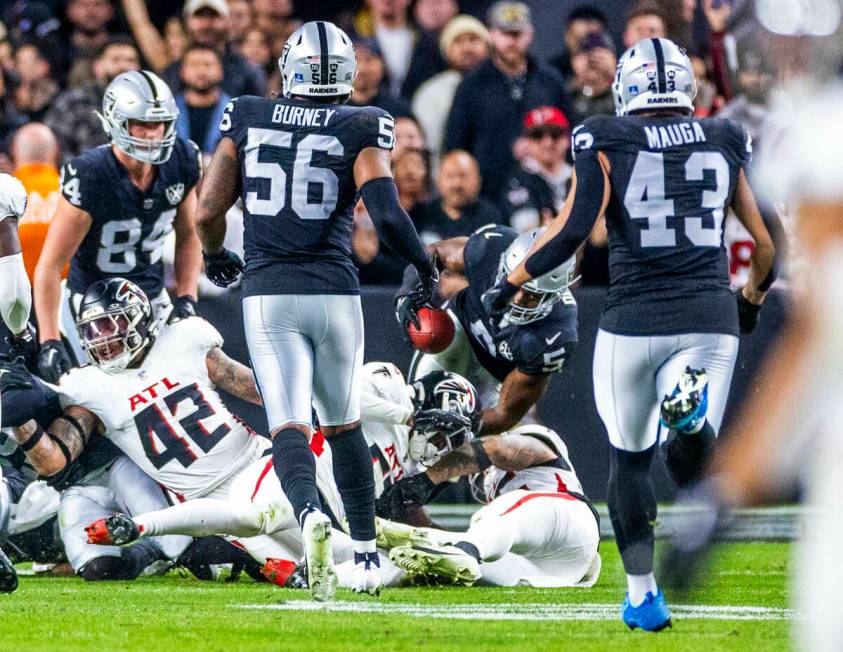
0;542;790;652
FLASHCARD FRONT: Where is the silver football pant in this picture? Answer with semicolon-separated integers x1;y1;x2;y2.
408;308;501;409
243;294;364;431
61;281;172;363
593;329;739;452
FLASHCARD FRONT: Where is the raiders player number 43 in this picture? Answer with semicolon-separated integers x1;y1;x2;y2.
484;38;775;631
33;71;203;383
194;21;436;599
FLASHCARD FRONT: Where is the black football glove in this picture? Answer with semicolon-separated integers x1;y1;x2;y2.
659;477;735;596
203;248;244;288
37;339;72;384
735;289;762;334
481;278;519;323
376;472;438;521
0;361;60;428
412;408;473;438
169;295;198;323
394;257;439;332
3;322;38;367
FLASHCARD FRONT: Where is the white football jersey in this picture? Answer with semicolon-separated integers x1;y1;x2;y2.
483;426;584;502
359;362;422;498
56;317;264;500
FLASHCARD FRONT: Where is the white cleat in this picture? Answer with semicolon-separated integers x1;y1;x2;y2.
375;517;447;550
350;552;383;596
302;510;337;602
389;543;481;586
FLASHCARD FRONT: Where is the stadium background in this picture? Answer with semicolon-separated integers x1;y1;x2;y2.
0;0;786;501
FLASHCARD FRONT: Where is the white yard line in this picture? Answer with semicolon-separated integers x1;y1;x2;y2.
234;600;794;621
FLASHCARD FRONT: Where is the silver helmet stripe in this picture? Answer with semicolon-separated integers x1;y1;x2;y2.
651;38;667;94
317;21;329;86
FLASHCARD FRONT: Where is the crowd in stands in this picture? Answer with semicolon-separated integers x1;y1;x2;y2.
0;0;777;289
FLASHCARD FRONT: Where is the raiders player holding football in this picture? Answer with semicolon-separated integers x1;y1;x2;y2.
398;224;578;435
483;38;775;630
195;21;436;598
34;71;203;382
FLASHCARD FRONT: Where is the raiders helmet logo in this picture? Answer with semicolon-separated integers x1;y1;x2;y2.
165;183;185;205
498;341;513;360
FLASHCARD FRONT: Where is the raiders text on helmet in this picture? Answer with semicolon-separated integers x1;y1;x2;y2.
279;21;356;99
612;38;697;116
76;278;156;373
97;71;179;164
497;227;577;325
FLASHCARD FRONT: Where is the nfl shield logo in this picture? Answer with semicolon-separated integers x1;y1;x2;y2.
294;72;304;82
143;198;154;210
165;183;185;205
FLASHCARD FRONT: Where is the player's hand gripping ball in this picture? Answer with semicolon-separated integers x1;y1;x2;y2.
407;306;454;354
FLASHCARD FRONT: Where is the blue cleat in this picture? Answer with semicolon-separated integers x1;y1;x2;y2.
660;367;709;432
622;590;673;631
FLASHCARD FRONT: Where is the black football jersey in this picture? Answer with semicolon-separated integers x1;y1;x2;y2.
451;224;578;381
573;114;751;336
219;96;395;296
61;139;202;296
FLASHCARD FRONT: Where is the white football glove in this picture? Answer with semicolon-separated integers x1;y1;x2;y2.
0;173;27;221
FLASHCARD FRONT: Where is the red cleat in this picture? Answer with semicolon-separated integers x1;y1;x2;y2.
261;558;298;587
85;514;140;545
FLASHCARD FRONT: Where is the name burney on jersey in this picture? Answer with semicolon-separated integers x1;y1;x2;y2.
272;103;338;127
644;122;706;149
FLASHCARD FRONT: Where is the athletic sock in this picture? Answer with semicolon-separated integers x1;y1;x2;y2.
454;541;482;561
272;428;322;526
327;424;376;545
627;572;658;606
665;420;716;488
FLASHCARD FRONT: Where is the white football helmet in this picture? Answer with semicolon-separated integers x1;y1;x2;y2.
280;21;356;99
612;37;697;116
496;227;577;326
97;71;179;164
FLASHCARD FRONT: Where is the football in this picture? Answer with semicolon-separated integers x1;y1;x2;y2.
408;306;455;354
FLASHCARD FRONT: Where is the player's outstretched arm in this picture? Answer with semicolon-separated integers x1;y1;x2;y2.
205;347;262;405
33;197;92;342
172;187;202;303
195;138;239;254
479;369;549;435
12;405;101;479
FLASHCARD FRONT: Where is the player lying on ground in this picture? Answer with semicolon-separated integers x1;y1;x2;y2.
8;277;339;582
481;38;775;631
195;20;438;599
80;362;478;590
377;422;600;587
397;224;578;434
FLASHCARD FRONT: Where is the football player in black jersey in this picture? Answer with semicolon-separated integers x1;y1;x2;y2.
399;224;578;435
484;38;776;631
195;21;436;599
33;71;203;384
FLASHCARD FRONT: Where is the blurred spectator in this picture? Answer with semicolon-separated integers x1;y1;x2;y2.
691;53;724;117
623;0;667;48
0;22;13;71
700;0;736;100
253;0;300;65
161;0;267;98
499;107;570;233
659;0;699;51
11;123;63;282
62;0;116;87
567;31;616;123
413;15;489;166
240;27;272;70
175;44;230;158
718;50;773;143
0;72;27;160
550;6;608;83
445;1;571;200
228;0;254;43
45;35;140;161
394;148;431;212
412;150;501;245
392;116;427;162
414;0;458;34
348;38;412;118
12;42;59;121
353;0;446;99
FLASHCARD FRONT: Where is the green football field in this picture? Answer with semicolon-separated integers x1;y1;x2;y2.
0;542;791;651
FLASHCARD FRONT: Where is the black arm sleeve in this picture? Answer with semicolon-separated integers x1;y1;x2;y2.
360;177;432;273
523;149;605;280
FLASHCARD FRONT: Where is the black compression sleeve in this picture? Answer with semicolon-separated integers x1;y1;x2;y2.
359;177;431;273
523;149;605;280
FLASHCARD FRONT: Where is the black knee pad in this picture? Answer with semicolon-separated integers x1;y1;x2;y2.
78;555;128;581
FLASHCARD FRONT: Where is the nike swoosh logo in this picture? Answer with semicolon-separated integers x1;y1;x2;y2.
545;333;561;345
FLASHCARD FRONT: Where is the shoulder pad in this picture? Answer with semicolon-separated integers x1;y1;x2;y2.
164;316;224;351
355;105;395;151
571;115;615;157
